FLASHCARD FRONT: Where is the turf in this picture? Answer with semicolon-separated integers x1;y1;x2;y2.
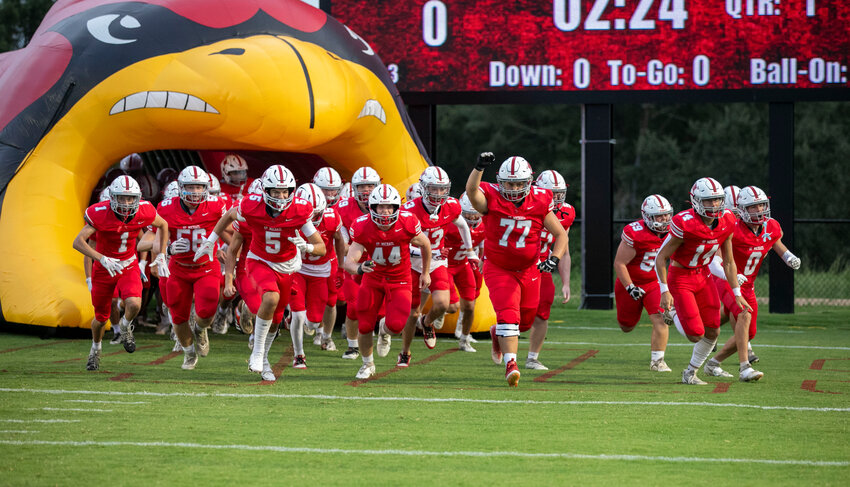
1;306;848;485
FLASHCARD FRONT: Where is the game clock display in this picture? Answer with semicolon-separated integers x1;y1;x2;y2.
329;0;850;100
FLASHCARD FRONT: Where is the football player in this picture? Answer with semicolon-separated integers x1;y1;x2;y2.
218;154;252;203
312;167;348;351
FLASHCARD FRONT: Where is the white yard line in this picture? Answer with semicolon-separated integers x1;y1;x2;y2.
25;407;113;413
0;439;845;467
64;400;148;405
2;388;847;413
0;419;80;423
0;430;38;434
548;325;805;334
539;341;850;350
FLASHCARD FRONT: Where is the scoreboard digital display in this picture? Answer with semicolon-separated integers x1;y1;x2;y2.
329;0;850;102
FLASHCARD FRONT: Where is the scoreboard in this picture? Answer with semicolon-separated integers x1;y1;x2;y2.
328;0;850;102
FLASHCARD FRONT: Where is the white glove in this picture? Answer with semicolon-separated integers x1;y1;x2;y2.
85;277;92;292
737;274;747;286
462;244;479;263
151;253;170;278
139;260;148;283
288;235;313;254
99;256;124;277
783;250;801;270
626;284;646;301
193;238;215;262
169;238;191;255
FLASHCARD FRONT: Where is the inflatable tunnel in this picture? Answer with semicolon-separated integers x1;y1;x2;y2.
0;0;494;333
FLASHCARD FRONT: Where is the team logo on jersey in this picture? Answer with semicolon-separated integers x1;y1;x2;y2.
761;231;772;242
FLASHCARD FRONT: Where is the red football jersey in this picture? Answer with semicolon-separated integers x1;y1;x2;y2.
157;196;227;266
232;219;252;264
84;200;156;261
301;207;342;266
336;196;368;231
402;197;462;251
445;221;486;267
220;178;254;203
669;208;736;269
730;218;783;289
621;219;666;284
538;203;576;261
479;182;553;271
350;212;422;281
237;194;313;262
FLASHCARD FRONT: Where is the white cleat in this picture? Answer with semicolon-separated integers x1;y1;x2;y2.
376;321;392;357
739;366;764;382
181;350;198;370
525;358;549;370
261;361;276;382
432;314;445;330
313;333;323;346
248;352;264;373
172;339;182;352
650;359;672;372
355;362;376;379
195;325;210;357
458;337;476;353
704;360;733;378
682;368;708;385
248;334;254;351
321;336;337;352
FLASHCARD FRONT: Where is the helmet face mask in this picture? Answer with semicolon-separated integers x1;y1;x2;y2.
261;165;296;212
109;175;142;217
641;194;674;232
737;186;771;224
689;177;726;218
497;156;533;202
369;184;401;227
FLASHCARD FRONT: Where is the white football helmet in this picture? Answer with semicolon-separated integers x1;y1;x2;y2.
368;184;401;227
459;192;481;228
340;182;352;201
108;175;142;217
737;185;771;224
98;187;111;202
724;185;741;217
248;178;264;195
313;167;343;206
497;156;533;202
177;165;209;205
260;165;297;211
207;174;221;195
351;166;381;204
220;154;248;185
640;194;674;233
535;170;568;208
418;166;451;207
689;177;726;218
405;183;422;202
163;181;180;200
295;182;328;224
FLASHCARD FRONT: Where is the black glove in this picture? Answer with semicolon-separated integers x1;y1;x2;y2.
626;284;646;301
475;152;495;171
537;256;559;273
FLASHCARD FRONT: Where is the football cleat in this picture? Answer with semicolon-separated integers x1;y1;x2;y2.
248;351;264;373
195;325;210;357
420;316;437;349
321;336;337;352
181;349;198;370
704;360;733;378
458;337;476;353
121;323;136;353
109;331;122;345
739;366;764;382
85;350;101;371
489;325;502;365
650;359;672;372
313;332;323;347
376;326;392;357
396;352;411;368
432;313;445;330
292;355;307;369
261;361;276;382
211;308;229;335
682;368;707;385
505;359;520;387
342;347;360;360
525;358;549;370
356;362;376;379
748;351;760;364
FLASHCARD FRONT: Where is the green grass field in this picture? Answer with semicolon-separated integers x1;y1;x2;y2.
1;306;848;486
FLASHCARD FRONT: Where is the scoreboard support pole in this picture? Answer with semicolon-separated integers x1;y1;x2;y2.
768;102;795;314
408;104;437;161
580;104;614;310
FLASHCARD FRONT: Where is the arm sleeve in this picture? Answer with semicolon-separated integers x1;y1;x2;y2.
708;255;725;280
300;220;317;238
453;216;473;249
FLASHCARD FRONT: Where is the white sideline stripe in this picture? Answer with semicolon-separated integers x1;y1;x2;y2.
26;407;113;413
0;430;37;434
541;341;850;350
2;388;848;413
0;419;80;423
548;326;804;334
64;400;148;405
0;440;845;467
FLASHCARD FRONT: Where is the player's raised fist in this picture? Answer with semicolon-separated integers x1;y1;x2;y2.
475;152;495;171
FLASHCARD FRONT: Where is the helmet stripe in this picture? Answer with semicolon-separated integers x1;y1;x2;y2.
310;184;317;203
277;165;283;181
708;178;718;191
362;167;367;179
654;194;663;206
511;157;516;175
327;168;334;185
124;176;129;190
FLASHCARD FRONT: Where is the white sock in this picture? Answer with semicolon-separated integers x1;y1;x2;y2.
322;331;331;340
112;322;122;334
264;331;277;365
688;337;717;371
182;345;195;354
504;352;517;364
651;351;665;362
290;311;306;356
252;317;272;356
740;361;751;370
362;354;373;365
460;333;470;341
456;311;464;334
747;342;753;352
120;317;131;329
527;351;539;360
347;338;358;348
91;341;101;352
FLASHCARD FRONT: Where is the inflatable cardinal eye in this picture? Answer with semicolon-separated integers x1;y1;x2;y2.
87;14;141;45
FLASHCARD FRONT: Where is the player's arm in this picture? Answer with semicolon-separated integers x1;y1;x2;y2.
343;242;370;275
721;234;752;312
772;239;801;270
451;216;477;262
136;229;156;253
465;152;494;214
76;228;97;289
613;240;637;287
537;211;568;276
411;231;432;289
194;207;238;261
655;234;681;310
558;235;572;303
148;214;170;277
333;228;347;267
223;231;242;298
73;225;101;261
